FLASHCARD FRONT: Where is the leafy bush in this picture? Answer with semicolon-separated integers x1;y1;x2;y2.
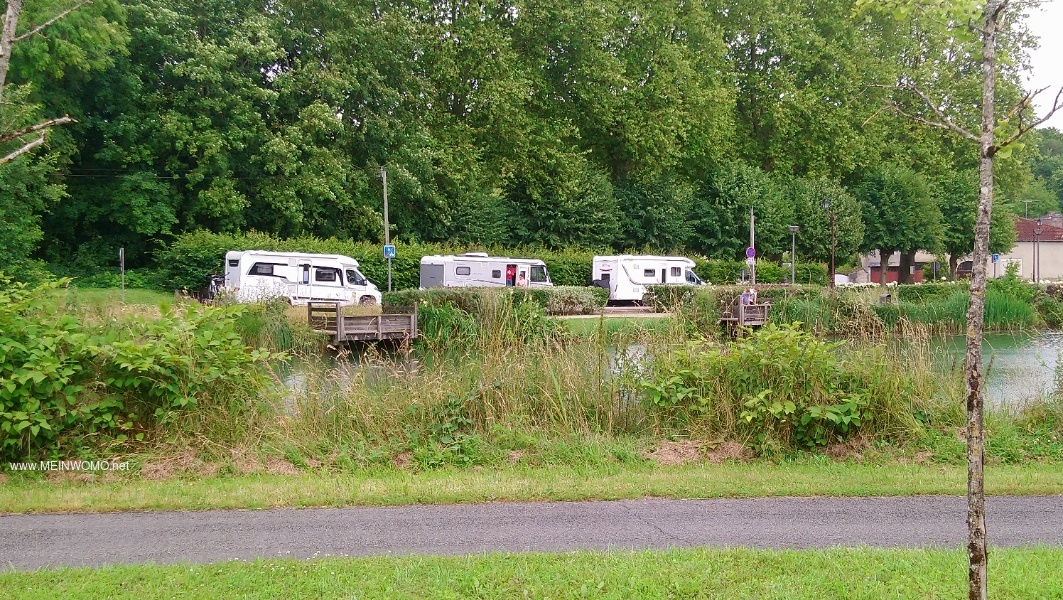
639;323;926;453
0;275;279;460
895;282;969;303
0;278;91;459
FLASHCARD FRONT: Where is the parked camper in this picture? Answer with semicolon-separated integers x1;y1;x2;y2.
419;253;553;288
592;255;704;302
223;251;382;306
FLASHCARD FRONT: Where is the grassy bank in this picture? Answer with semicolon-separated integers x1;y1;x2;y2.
3;280;1062;515
3;547;1060;599
3;462;1063;514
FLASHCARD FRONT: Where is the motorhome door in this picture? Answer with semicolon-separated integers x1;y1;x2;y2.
297;260;312;301
505;264;517;286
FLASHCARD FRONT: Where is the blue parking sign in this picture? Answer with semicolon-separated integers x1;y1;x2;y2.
383;244;396;259
992;253;999;263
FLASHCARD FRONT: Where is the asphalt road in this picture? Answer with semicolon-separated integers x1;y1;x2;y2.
2;495;1061;570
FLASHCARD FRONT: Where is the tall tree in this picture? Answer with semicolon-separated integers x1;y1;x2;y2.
860;1;1062;597
856;166;942;285
935;170;1017;279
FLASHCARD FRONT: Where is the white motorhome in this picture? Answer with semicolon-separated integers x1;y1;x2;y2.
223;250;382;306
592;255;704;302
419;253;553;288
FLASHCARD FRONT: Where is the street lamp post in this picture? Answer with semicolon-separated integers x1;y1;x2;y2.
381;166;391;292
822;199;835;288
1034;218;1043;283
788;225;799;284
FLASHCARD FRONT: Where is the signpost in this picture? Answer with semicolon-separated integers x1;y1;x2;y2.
118;247;125;304
992;253;999;278
746;246;755;285
381;166;392;292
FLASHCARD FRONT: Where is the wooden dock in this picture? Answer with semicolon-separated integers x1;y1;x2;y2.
719;301;770;328
308;303;418;343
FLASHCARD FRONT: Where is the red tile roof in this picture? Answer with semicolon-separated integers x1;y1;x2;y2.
1016;217;1063;243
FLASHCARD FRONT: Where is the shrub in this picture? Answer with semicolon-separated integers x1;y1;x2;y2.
639;323;926;454
0;278;91;459
0;275;280;460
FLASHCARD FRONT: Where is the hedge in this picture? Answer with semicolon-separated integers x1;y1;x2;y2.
383;286;608;316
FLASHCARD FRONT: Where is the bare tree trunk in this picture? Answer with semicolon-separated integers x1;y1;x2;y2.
0;0;24;105
878;249;889;286
949;254;959;281
965;3;1003;599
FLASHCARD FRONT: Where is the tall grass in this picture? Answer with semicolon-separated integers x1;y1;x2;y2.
769;287;1036;335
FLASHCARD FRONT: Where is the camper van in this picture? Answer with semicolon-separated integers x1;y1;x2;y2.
223;250;382;306
592;255;704;302
419;253;554;288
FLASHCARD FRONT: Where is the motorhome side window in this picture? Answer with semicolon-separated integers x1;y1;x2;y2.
346;269;367;286
671;267;681;277
643;269;655;278
456;266;471;276
250;263;278;276
314;267;340;283
530;265;548;283
492;270;501;279
686;270;701;284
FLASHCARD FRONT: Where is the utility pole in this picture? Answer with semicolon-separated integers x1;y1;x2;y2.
1023;200;1034;219
822;198;835;288
1034;218;1043;283
381;166;391;292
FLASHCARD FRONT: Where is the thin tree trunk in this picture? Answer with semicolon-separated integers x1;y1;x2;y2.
965;3;1003;599
878;249;889;286
0;0;24;106
950;254;959;281
898;251;912;284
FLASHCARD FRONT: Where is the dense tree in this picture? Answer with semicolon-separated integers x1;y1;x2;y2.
786;177;864;265
935;170;1017;279
856;166;943;285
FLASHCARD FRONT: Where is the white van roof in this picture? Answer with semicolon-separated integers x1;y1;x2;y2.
227;250;360;266
420;254;547;265
593;255;695;265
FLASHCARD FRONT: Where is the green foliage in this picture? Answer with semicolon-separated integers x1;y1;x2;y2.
639;324;921;454
409;394;481;469
857;166;943;282
385;286;606;317
0;278;89;458
0;275;278;460
90;304;276;424
692;260;827;286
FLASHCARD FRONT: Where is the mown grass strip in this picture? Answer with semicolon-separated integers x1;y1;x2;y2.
2;547;1060;600
4;462;1062;514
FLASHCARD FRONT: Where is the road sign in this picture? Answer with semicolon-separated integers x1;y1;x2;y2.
992;253;999;263
746;246;755;259
745;257;755;266
383;244;396;259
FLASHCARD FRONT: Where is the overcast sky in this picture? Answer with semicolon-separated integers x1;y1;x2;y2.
1025;0;1063;130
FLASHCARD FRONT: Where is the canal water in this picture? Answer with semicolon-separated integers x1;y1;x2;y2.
930;331;1063;407
280;332;1063;408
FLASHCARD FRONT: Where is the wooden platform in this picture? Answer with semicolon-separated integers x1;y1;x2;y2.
719;302;770;327
308;303;418;343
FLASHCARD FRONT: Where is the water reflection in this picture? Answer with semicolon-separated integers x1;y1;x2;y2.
931;331;1063;406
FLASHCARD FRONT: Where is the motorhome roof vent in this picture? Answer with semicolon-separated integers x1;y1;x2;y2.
462;252;490;257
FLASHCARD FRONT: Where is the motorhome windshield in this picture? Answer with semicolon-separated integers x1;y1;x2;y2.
685;269;703;285
530;265;550;283
346;268;367;286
